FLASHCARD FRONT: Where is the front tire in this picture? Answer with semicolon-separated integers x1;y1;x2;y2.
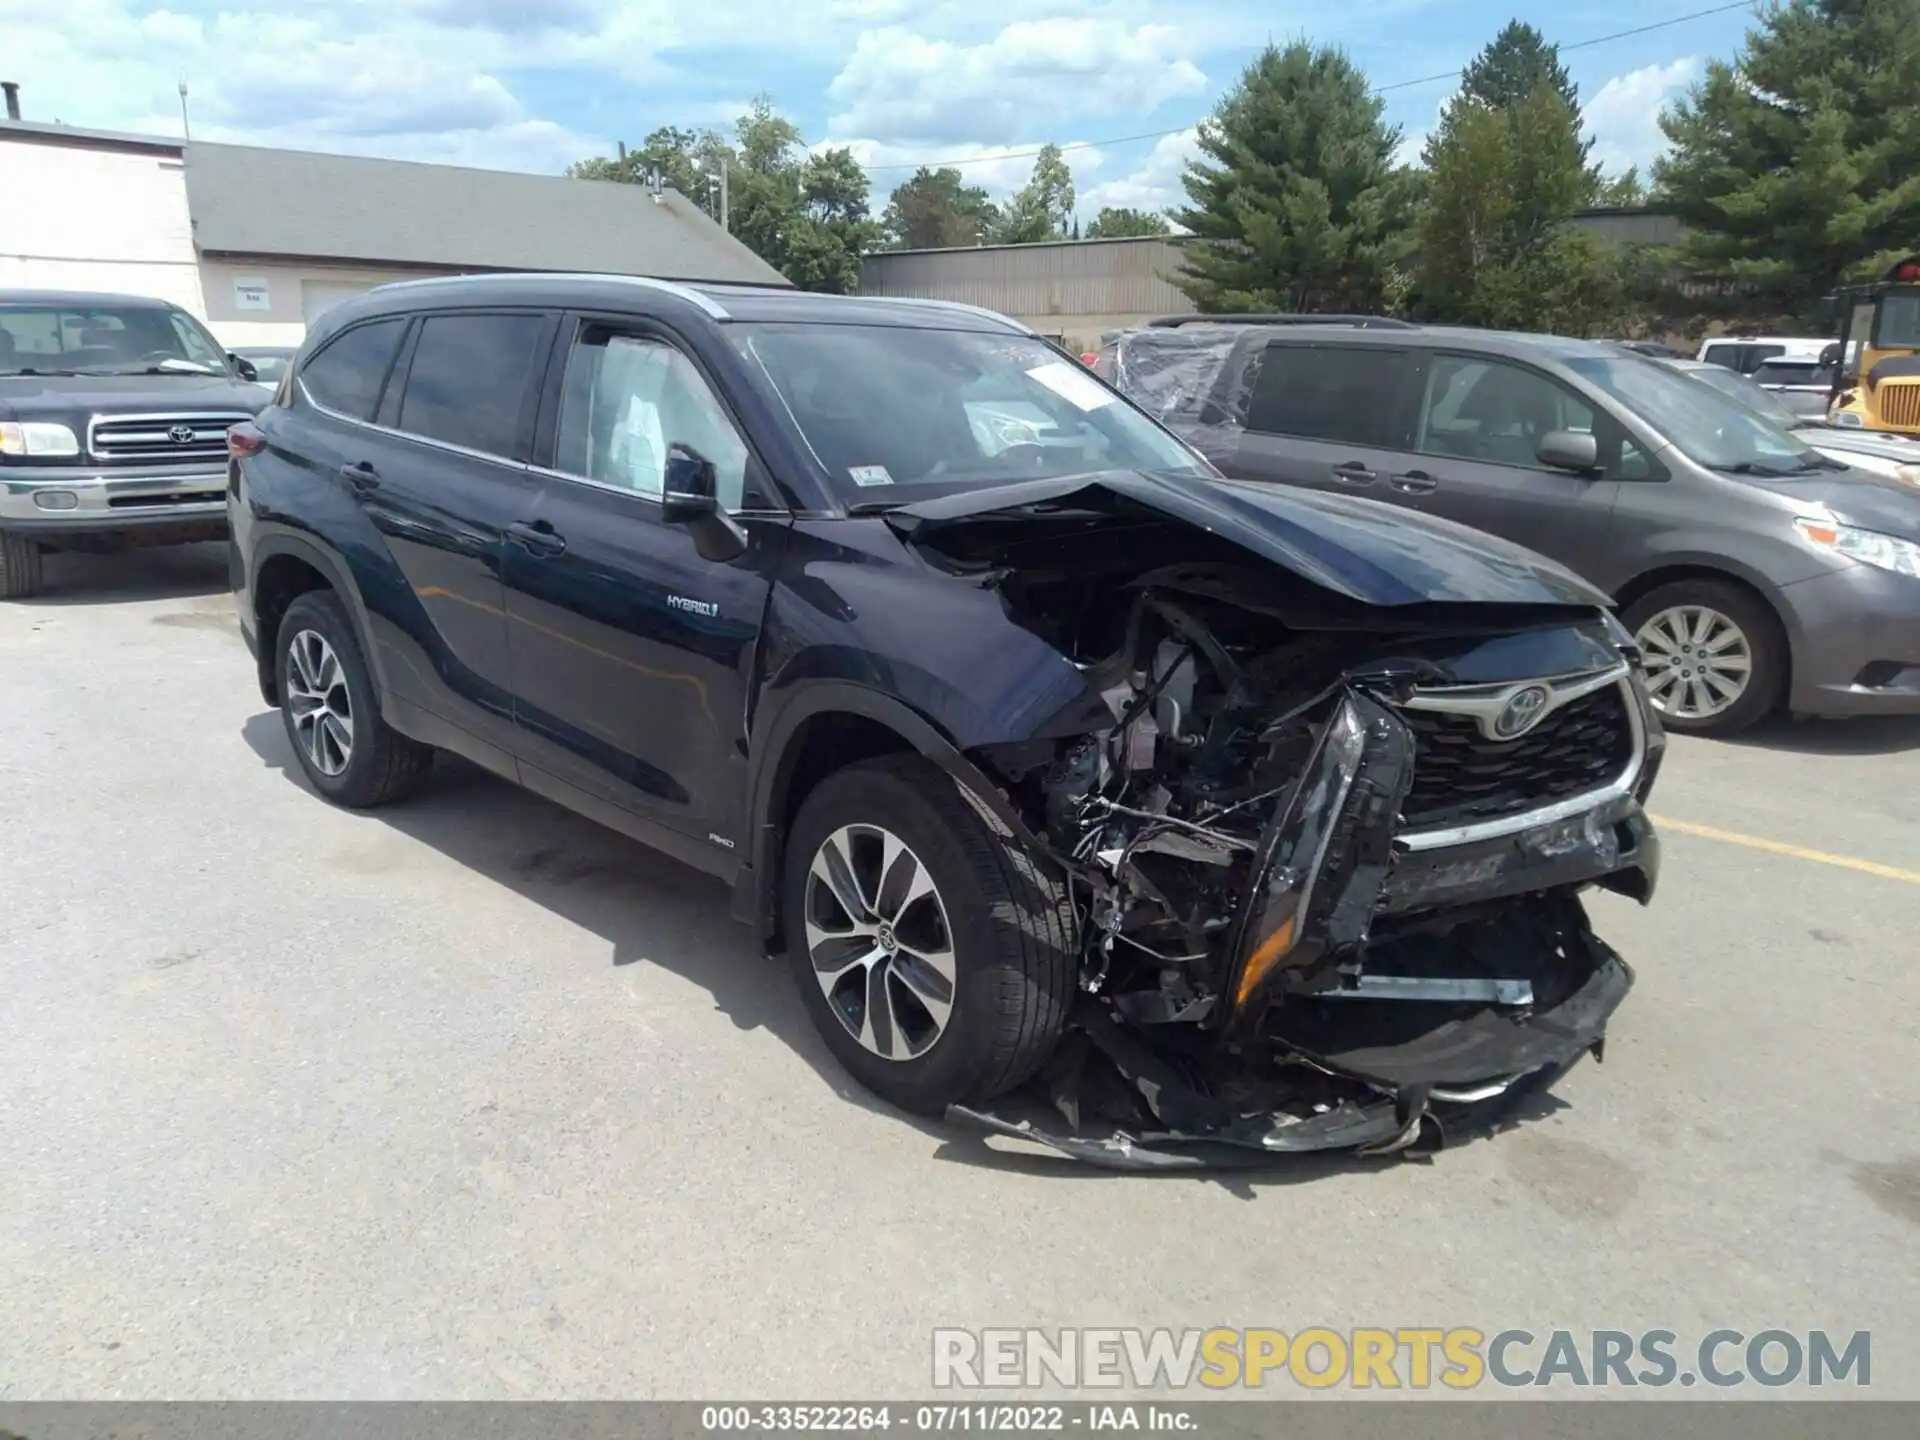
0;531;44;599
782;754;1077;1114
1623;580;1785;737
274;590;434;807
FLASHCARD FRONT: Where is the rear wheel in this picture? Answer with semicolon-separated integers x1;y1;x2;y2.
1623;579;1785;737
274;590;434;807
782;754;1077;1114
0;531;44;599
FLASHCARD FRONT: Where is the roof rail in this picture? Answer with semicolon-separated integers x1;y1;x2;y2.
1146;312;1418;330
370;271;731;319
868;295;1034;335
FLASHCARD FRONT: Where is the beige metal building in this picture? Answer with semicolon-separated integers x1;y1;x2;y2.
859;236;1190;353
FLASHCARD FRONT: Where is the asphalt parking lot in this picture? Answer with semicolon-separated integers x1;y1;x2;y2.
3;543;1917;1400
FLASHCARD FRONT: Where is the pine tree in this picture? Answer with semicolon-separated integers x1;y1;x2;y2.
1656;0;1920;325
1173;43;1416;312
992;145;1077;243
1462;21;1597;188
1417;84;1621;333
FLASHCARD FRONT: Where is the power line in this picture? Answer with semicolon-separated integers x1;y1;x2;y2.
854;1;1751;174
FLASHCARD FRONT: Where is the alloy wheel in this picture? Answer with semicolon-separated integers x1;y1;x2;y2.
286;629;354;776
1635;605;1753;722
803;824;958;1062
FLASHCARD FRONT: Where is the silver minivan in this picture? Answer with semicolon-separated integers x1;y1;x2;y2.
1105;318;1920;737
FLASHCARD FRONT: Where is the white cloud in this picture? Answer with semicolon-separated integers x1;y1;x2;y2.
1078;128;1198;220
1585;58;1701;176
834;136;1110;201
827;19;1206;146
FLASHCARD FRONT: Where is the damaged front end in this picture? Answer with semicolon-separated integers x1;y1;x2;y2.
892;477;1663;1169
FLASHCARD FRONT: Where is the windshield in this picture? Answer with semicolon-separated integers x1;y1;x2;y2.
0;303;231;376
1876;291;1920;350
1566;353;1824;475
730;323;1211;502
1680;362;1804;430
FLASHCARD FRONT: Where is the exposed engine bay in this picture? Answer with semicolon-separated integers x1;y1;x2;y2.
893;483;1664;1169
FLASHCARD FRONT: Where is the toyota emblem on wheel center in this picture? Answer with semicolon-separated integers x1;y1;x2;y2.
167;424;197;444
1492;684;1552;740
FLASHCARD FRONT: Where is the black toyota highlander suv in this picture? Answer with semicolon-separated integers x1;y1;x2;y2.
228;274;1664;1168
1;289;268;598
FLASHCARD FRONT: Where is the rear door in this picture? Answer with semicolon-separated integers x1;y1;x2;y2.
501;313;788;851
1395;351;1628;576
348;308;555;764
1224;341;1420;500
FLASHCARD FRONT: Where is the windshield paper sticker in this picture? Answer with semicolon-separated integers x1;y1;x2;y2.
848;465;893;487
1026;360;1117;412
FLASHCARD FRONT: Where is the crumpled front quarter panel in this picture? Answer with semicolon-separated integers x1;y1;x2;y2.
758;521;1114;749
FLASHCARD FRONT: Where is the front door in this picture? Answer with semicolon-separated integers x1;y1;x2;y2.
502;319;788;849
1393;352;1625;580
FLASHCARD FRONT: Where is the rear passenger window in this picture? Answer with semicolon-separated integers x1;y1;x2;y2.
299;320;404;421
397;313;546;459
1244;345;1401;446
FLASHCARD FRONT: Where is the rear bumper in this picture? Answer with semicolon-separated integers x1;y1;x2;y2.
1781;564;1920;716
0;463;230;533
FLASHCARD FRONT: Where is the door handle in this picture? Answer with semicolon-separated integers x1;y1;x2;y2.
1389;470;1438;494
507;520;567;557
1331;461;1376;485
339;461;380;494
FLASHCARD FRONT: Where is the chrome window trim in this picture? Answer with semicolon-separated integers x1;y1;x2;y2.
1396;667;1645;853
298;380;534;472
869;296;1032;334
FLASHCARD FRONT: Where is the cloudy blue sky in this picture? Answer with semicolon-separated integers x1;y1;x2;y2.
2;0;1752;216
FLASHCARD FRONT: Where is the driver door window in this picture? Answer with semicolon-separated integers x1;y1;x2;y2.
1416;355;1595;472
555;333;750;509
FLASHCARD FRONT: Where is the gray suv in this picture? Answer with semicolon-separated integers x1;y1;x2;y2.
1103;317;1920;737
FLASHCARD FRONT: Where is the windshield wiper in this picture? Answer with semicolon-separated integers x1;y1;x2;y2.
845;499;906;515
0;365;82;377
73;364;219;377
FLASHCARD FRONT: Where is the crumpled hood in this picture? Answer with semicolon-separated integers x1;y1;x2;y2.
885;469;1611;610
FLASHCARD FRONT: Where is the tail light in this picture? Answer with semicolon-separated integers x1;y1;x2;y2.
228;424;265;459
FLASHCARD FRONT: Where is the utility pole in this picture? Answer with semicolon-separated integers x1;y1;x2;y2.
717;160;729;232
178;80;191;140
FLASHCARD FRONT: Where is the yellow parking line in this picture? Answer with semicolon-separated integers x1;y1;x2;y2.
1651;815;1920;885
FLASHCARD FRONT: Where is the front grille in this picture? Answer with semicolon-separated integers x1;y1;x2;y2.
1880;384;1920;430
1398;684;1635;831
88;413;250;464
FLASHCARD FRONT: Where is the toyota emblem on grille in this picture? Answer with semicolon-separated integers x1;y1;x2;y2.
167;424;197;444
1492;684;1552;740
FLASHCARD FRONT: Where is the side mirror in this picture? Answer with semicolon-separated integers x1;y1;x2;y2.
660;443;748;562
1537;429;1600;474
230;354;259;382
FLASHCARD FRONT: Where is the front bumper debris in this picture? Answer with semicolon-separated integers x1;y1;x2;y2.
946;684;1651;1171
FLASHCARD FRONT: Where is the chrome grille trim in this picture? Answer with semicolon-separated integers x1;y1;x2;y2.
87;411;253;463
1395;665;1646;852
